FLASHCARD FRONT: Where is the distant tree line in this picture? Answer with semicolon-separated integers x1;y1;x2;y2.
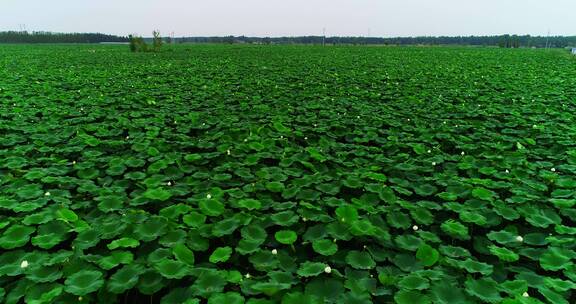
0;31;128;43
1;31;574;48
178;35;576;48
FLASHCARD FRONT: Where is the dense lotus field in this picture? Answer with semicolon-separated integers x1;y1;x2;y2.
1;44;576;304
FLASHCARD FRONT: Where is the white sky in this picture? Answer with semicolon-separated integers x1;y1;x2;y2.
1;0;574;37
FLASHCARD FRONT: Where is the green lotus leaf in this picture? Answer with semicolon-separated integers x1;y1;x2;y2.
24;283;63;304
297;262;327;277
335;205;359;224
266;181;285;193
459;211;487;226
413;183;438;196
465;278;502;303
275;230;297;245
173;243;195;265
499;280;528;296
125;171;147;180
539;287;568;304
190;270;227;297
270;211;299;226
97;195;124;212
387;211;412;229
208;292;245;304
489;245;519;262
394;290;431;304
74;229;101;250
346;251;376;269
210;246;233;263
458;258;494;275
431;283;469;304
549;199;576;209
396;234;424;251
441;220;469;240
95;251;134;270
540;247;575;271
410;208;434;225
55;208;78;222
304;278;344;302
107;264;146;294
16;184;44;200
0;225;35;249
343;176;362;188
77;168;100;179
212;218;241;237
64;270;104;296
26;265;63;283
312;239;338;256
134;216;169;241
272;121;291;133
107;237;139;250
487;230;519;245
154;260;190;279
241;224;268;244
416;243;440;267
249;251;279;271
306;147;326;162
183;211;207;228
472;187;496;201
282;292;322;304
237;198;262;210
143;188;172;201
184;154;202;162
134;270;164;296
398;274;430;290
199;199;225;216
544;277;576;292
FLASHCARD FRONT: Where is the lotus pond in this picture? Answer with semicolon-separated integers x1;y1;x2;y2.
1;44;576;303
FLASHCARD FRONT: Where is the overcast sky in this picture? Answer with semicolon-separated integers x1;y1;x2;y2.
1;0;574;37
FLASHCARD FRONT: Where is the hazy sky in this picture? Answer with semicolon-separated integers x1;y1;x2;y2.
1;0;574;37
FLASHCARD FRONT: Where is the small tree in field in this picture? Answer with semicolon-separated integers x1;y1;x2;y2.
129;35;148;52
152;31;163;51
129;32;163;53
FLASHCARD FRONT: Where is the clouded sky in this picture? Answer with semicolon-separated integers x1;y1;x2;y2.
1;0;574;37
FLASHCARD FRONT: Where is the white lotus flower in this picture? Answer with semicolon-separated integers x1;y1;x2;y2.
167;181;172;186
427;150;431;153
505;169;510;173
44;192;51;196
432;162;437;166
227;149;231;155
324;266;332;274
551;168;556;172
20;260;29;268
245;273;251;279
125;136;130;140
271;249;278;255
522;292;529;297
461;151;465;156
206;194;212;199
412;225;419;231
516;236;524;242
304;137;308;140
